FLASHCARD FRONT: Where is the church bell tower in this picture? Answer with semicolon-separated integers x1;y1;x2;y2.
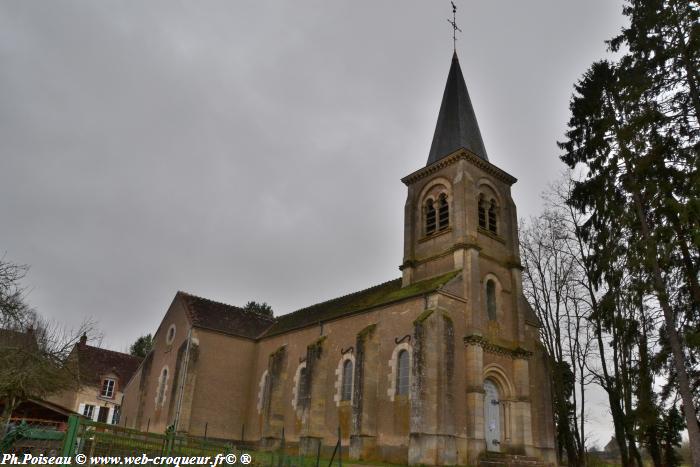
400;51;528;341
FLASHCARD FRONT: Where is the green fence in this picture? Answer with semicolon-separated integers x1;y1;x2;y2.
3;416;348;466
59;416;240;464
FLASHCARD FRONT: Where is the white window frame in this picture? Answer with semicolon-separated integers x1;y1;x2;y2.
101;378;116;398
155;366;169;407
82;404;95;419
257;370;269;414
387;342;412;401
333;354;356;406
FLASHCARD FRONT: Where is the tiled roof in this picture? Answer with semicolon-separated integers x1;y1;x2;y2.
75;344;142;387
262;270;462;337
178;292;274;339
0;328;37;349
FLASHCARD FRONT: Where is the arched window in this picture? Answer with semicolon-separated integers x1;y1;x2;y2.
260;372;270;413
341;360;353;401
438;194;449;230
486;280;497;321
478;195;487;229
488;200;498;234
425;199;436;235
157;367;168;406
396;349;410;396
297;367;309;406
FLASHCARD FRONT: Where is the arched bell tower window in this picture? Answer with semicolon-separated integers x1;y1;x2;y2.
438;194;449;230
478;195;487;229
425;199;436;235
488;200;498;234
486;280;497;321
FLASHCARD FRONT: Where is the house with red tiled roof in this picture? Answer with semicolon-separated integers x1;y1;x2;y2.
50;334;141;425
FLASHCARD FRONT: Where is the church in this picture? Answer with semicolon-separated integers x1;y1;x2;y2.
120;51;557;466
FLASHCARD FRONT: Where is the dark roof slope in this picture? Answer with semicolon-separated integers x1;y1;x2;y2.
427;51;488;165
0;328;37;350
520;294;542;327
75;344;142;386
263;270;461;337
178;291;274;339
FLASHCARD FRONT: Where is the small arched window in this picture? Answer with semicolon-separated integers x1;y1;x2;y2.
478;195;487;229
438;194;449;230
261;372;271;411
396;350;410;396
341;360;353;401
488;200;498;234
157;367;168;406
425;199;436;235
486;280;497;321
297;367;309;406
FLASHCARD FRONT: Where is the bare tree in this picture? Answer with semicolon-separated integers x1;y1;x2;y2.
0;257;98;433
521;202;593;467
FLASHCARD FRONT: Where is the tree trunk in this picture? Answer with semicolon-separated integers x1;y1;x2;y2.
628;183;700;467
1;396;17;438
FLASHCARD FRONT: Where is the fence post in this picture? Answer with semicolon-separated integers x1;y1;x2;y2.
337;426;341;467
277;427;285;467
60;415;80;466
163;425;174;462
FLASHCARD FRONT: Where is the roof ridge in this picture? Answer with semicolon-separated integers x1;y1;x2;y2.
280;277;402;318
178;290;275;322
80;344;141;360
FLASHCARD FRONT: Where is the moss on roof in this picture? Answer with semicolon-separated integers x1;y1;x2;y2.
262;269;461;338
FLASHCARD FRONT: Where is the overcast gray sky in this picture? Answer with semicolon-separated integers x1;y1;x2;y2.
1;0;625;446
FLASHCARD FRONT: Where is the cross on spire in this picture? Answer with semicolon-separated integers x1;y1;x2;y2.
447;1;462;52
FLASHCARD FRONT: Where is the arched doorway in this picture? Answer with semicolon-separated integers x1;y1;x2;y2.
484;379;501;451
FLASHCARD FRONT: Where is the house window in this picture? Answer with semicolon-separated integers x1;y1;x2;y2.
396;350;410;396
101;378;116;398
97;406;109;423
341;359;353;401
425;199;436;235
478;195;487;229
166;324;176;345
488;200;498;234
486;279;497;321
112;406;121;425
82;404;95;419
438;194;449;230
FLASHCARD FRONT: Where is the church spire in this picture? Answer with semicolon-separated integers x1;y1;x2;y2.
426;52;488;165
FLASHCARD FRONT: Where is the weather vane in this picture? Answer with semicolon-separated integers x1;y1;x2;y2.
447;1;462;52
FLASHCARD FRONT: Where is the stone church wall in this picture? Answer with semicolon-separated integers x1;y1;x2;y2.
243;287;473;465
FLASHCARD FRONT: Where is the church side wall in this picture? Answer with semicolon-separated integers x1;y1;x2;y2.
121;297;192;433
246;291;470;465
186;329;256;440
120;366;142;427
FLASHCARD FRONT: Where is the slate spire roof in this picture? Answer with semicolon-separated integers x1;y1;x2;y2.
427;51;488;165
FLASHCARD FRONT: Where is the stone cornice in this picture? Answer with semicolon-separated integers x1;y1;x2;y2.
401;149;518;186
463;335;533;360
400;242;481;270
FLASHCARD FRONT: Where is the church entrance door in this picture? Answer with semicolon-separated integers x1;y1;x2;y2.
484;380;501;451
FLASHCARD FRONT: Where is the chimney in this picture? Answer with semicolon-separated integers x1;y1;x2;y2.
79;333;87;346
